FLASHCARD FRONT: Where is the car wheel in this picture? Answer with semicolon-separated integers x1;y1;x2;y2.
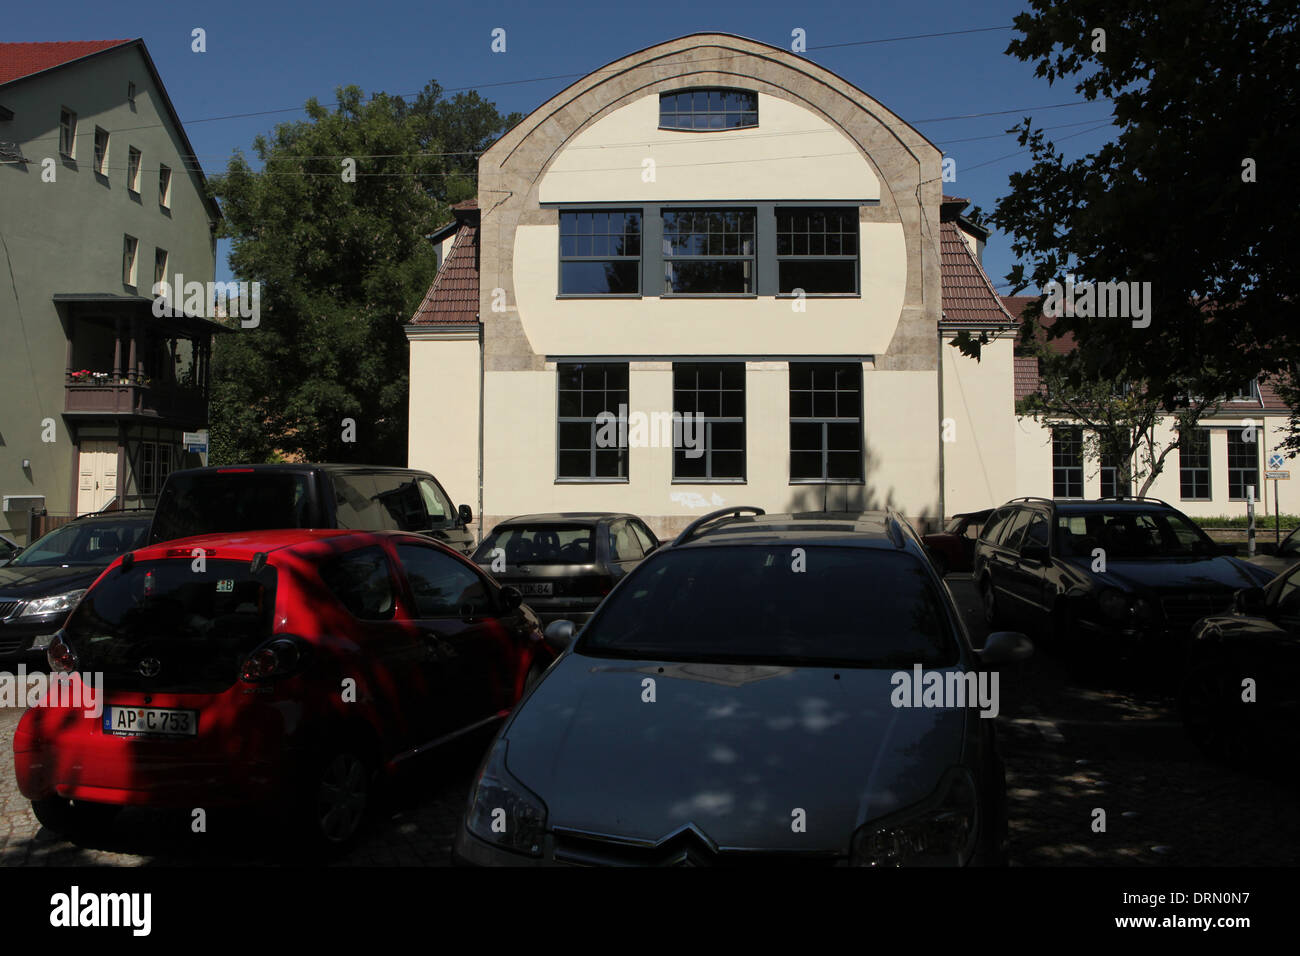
290;744;375;855
31;797;120;840
980;576;999;627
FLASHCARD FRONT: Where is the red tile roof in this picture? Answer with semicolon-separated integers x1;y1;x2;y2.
1014;355;1042;402
0;40;131;86
410;218;479;326
939;220;1015;326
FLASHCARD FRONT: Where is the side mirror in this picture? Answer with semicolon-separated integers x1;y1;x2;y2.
543;619;576;652
499;585;523;612
458;504;473;526
979;631;1034;665
1020;544;1050;563
1233;586;1267;615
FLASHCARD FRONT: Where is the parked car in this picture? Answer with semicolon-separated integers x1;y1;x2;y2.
14;528;552;851
1180;565;1300;769
148;463;475;555
972;497;1274;660
922;509;993;576
454;508;1031;867
471;513;660;626
0;511;152;664
0;533;20;567
1246;524;1300;576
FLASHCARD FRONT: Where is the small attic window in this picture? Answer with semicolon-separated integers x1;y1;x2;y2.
660;89;757;131
127;81;136;107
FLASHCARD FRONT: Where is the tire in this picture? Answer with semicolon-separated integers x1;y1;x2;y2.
289;742;376;855
980;576;1000;628
31;797;120;840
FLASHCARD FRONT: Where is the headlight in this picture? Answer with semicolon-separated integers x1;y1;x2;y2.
850;768;979;866
464;738;548;857
19;589;86;619
1098;588;1132;621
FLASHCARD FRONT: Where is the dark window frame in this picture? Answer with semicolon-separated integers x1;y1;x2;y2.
661;207;757;296
775;207;860;296
1179;426;1212;501
1228;427;1261;501
556;362;630;483
672;362;746;482
557;209;643;297
789;362;864;483
659;88;758;131
59;107;77;158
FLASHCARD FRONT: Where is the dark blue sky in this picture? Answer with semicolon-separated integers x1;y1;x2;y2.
11;0;1116;289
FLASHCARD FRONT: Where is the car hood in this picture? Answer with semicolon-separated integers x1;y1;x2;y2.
503;653;968;852
0;563;103;599
1074;556;1268;593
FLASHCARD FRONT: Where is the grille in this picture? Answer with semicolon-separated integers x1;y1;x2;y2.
1161;594;1233;632
0;600;21;620
0;637;29;655
552;830;839;867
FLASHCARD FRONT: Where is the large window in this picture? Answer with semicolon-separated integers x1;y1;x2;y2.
559;210;641;295
137;441;174;497
789;363;863;482
662;208;755;295
1179;427;1211;500
776;208;859;294
1099;439;1130;498
672;363;745;481
557;363;629;480
1228;427;1260;500
1052;426;1084;498
659;89;758;131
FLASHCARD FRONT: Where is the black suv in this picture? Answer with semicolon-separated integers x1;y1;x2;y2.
972;497;1275;655
148;464;475;555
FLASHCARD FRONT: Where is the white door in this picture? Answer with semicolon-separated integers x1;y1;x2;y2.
77;441;118;514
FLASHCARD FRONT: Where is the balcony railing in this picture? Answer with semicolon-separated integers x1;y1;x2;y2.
65;370;207;425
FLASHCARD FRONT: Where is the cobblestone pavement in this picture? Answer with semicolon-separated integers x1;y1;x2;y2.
0;577;1295;866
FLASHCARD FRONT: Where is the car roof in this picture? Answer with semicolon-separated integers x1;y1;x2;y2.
492;512;635;526
1054;500;1177;512
123;528;418;563
673;511;921;553
70;510;154;522
163;463;432;478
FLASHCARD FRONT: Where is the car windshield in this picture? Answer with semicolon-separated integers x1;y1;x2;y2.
577;545;959;667
475;525;595;565
10;519;149;567
1054;510;1215;560
151;471;312;543
1279;527;1300;557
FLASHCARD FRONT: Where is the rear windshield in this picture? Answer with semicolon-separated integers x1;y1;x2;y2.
577;545;959;667
63;559;277;693
11;519;149;567
150;471;313;543
474;525;596;565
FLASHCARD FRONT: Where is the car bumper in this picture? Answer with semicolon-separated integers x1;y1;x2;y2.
0;620;63;664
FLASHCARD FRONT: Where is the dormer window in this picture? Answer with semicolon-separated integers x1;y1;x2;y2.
660;89;757;130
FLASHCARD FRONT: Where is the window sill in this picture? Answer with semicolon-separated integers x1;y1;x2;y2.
555;477;630;484
660;293;758;299
671;478;747;484
789;479;865;486
775;293;861;299
556;294;642;300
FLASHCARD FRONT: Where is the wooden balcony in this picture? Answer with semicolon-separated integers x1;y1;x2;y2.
64;373;208;427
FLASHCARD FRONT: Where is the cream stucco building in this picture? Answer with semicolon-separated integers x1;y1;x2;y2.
405;33;1294;543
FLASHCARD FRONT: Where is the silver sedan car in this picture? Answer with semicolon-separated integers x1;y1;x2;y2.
454;508;1032;867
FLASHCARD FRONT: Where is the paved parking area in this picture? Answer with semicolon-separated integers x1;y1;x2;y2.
0;576;1294;866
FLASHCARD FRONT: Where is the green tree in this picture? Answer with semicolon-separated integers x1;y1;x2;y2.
954;0;1299;451
207;82;520;464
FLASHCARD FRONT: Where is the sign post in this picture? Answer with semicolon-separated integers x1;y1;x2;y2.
1266;452;1289;547
1247;485;1255;558
182;430;210;468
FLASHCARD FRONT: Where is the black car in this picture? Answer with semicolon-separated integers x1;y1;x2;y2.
0;533;20;567
972;496;1274;660
1180;563;1300;769
0;511;152;664
148;463;475;555
471;513;659;626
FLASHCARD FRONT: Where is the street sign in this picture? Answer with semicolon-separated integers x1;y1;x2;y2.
183;430;209;454
1265;470;1289;480
1268;452;1285;470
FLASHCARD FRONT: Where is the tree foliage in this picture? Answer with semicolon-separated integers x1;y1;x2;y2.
954;0;1299;451
207;82;520;465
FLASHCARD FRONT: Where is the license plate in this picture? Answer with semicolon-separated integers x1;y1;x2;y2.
103;706;198;737
518;582;553;596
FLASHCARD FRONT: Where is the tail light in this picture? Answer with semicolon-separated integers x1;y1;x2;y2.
240;636;311;683
47;631;77;673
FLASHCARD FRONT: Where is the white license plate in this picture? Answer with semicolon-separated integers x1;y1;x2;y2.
518;582;553;596
103;706;198;737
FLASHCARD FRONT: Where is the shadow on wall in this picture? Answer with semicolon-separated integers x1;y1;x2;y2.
780;439;938;534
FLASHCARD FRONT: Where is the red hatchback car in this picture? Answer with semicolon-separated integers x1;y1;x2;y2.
13;529;550;850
